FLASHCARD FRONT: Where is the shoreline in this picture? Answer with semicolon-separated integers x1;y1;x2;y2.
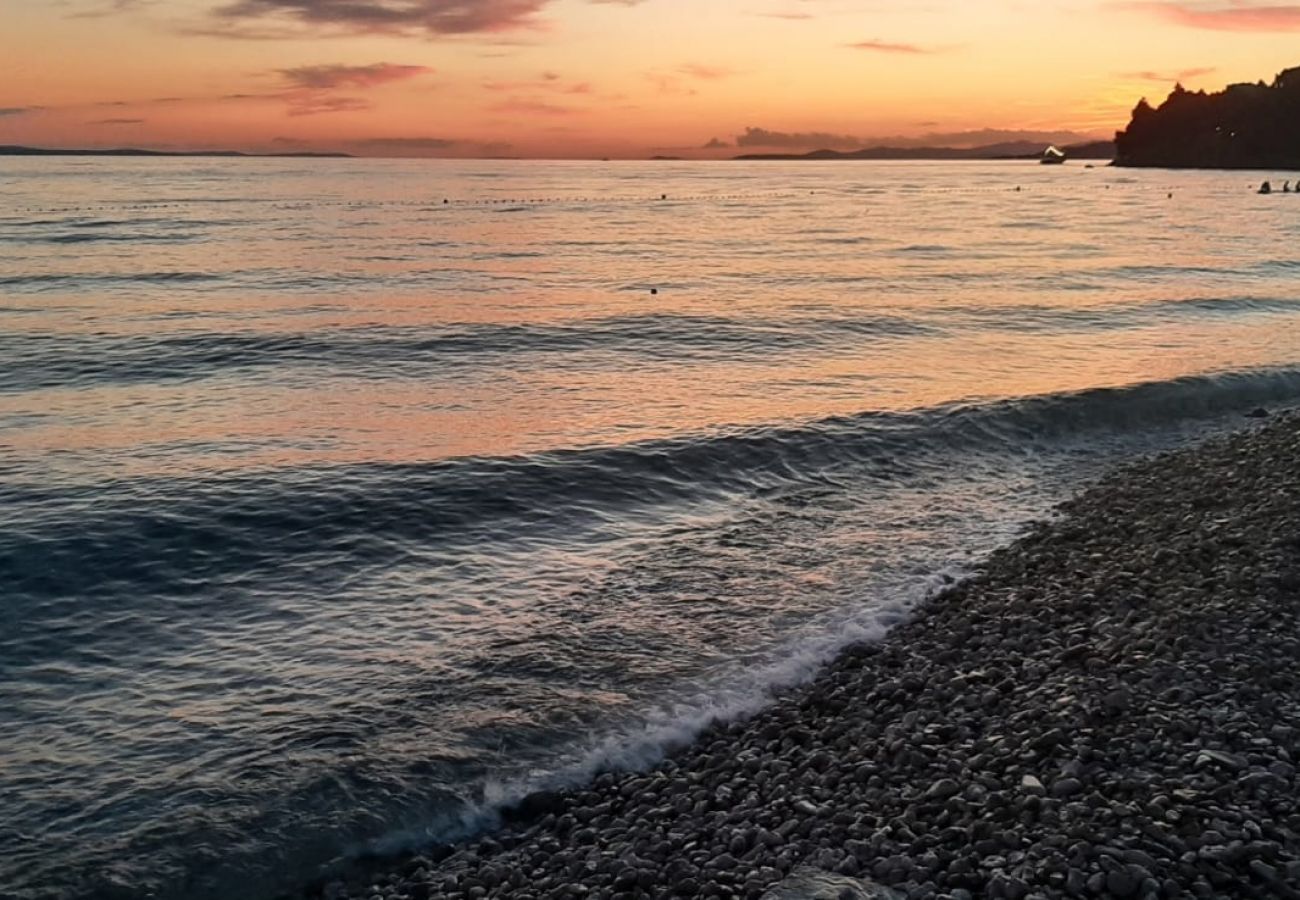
300;411;1300;900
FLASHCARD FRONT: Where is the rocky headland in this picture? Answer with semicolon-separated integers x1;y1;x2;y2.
304;412;1300;900
1115;67;1300;170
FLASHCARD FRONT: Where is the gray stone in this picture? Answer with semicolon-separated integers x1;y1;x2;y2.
1194;750;1248;772
758;867;904;900
924;779;962;801
1050;778;1084;799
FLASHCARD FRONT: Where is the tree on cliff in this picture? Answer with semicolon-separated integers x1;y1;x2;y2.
1114;67;1300;169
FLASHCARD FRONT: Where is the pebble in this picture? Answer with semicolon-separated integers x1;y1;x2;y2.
304;413;1300;900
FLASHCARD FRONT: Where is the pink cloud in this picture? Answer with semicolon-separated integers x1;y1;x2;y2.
285;95;371;116
1119;2;1300;31
483;74;590;94
277;63;431;89
490;97;583;115
1120;66;1216;82
677;63;734;80
846;39;934;54
211;0;551;36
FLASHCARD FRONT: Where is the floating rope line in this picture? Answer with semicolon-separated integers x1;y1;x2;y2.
1;183;1275;217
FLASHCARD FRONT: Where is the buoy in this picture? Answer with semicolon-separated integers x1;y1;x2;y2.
650;288;658;295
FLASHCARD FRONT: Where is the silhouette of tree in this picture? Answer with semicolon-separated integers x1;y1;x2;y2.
1115;67;1300;169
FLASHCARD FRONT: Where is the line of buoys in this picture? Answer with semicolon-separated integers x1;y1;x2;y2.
5;184;1259;219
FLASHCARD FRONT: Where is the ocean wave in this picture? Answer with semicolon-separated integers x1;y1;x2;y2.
0;271;222;289
941;293;1300;332
2;232;204;245
5;367;1296;619
0;314;936;391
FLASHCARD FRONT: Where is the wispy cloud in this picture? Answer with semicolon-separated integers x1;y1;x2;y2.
91;117;147;124
736;126;863;150
846;38;937;54
702;137;730;149
644;64;735;97
355;136;459;149
278;63;431;89
483;73;590;93
67;0;155;18
207;0;553;37
735;126;1103;151
677;63;734;80
348;135;514;156
285;95;371;116
266;62;430;116
1118;2;1300;31
0;107;40;117
490;97;582;115
1119;66;1216;82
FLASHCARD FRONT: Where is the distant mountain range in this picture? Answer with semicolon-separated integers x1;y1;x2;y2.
734;140;1115;162
0;141;1123;164
1115;66;1300;170
0;145;351;158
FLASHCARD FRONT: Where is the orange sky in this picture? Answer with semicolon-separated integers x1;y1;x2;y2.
3;0;1300;158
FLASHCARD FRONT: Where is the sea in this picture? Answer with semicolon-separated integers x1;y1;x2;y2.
3;157;1300;900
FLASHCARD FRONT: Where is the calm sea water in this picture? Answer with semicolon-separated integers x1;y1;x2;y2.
3;158;1300;900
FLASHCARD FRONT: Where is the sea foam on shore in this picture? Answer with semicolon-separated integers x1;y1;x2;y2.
310;412;1300;900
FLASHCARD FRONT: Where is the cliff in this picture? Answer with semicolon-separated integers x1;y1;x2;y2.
1114;67;1300;169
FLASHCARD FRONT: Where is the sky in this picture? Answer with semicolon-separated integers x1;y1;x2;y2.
2;0;1300;158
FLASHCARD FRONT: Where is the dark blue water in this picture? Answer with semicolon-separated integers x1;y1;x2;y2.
3;158;1300;900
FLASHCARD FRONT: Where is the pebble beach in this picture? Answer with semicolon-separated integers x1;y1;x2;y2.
11;159;1300;900
309;411;1300;900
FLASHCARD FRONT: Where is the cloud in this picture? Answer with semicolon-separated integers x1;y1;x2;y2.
647;67;732;95
846;38;935;53
483;73;590;93
735;126;863;150
67;0;155;18
286;95;371;115
490;97;582;115
91;117;147;124
278;62;431;89
1118;2;1300;31
0;107;39;117
208;0;553;36
678;63;734;80
349;135;514;156
912;128;1098;147
356;136;459;149
753;10;814;19
734;126;1105;152
702;137;730;149
1119;66;1216;82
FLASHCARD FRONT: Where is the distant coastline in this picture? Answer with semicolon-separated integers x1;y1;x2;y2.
0;145;352;159
0;143;1122;163
732;139;1114;162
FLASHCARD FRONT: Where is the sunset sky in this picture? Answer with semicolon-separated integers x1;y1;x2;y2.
3;0;1300;158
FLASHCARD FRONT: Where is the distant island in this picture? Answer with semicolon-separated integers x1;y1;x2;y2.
0;145;351;159
1115;66;1300;169
733;139;1114;162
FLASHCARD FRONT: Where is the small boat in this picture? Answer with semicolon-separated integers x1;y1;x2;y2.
1040;145;1067;165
